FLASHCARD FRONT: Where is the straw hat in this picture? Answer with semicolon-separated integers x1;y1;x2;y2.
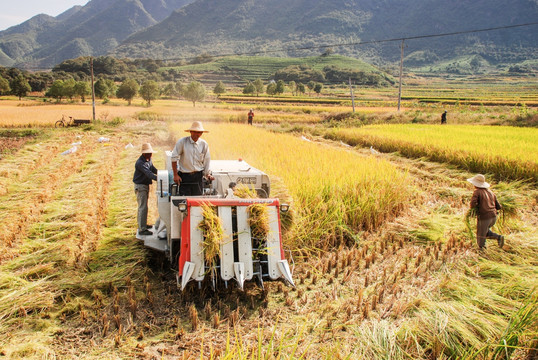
467;174;490;188
141;143;156;154
185;121;208;132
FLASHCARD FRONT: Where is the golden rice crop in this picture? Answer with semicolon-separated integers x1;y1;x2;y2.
324;124;538;182
170;122;411;252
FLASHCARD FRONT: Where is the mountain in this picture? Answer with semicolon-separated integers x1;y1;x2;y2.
1;0;537;70
113;0;538;68
0;0;194;68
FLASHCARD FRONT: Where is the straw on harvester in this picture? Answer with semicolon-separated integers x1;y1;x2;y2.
233;184;258;199
248;203;270;241
198;203;224;271
234;184;271;241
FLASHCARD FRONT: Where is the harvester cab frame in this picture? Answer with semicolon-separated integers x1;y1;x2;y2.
136;151;295;291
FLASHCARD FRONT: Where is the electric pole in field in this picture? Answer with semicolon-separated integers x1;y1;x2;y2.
349;77;355;113
397;39;405;112
90;57;96;122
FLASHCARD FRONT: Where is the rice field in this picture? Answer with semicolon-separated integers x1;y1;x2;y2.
322;124;538;182
171;122;412;252
0;85;537;359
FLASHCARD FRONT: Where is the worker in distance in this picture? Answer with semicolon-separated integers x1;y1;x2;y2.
171;121;214;195
133;143;158;236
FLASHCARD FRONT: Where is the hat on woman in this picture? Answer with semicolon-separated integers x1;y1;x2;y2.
141;143;156;154
185;121;208;132
467;174;490;188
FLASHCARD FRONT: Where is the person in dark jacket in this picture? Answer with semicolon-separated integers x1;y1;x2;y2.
441;110;447;124
247;109;254;125
468;174;504;250
133;143;158;236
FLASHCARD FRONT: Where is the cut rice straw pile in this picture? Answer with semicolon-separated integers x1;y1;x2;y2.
198;203;225;268
248;203;270;241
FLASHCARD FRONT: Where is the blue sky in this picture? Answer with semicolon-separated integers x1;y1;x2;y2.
0;0;89;31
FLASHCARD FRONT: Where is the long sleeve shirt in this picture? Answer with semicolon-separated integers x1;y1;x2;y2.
470;187;501;219
133;155;157;185
170;136;211;176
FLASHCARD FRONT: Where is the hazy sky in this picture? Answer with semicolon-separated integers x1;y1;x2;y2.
0;0;89;31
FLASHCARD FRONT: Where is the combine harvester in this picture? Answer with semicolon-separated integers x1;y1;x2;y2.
136;152;295;291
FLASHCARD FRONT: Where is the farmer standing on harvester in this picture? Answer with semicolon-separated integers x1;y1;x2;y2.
171;121;214;195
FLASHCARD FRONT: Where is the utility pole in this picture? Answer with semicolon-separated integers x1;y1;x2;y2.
349;77;355;113
90;57;96;122
397;39;404;112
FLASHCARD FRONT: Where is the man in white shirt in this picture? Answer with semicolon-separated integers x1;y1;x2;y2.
171;121;213;195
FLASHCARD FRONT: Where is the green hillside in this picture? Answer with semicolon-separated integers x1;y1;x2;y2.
164;55;387;81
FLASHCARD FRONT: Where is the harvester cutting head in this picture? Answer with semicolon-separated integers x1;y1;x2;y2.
136;151;294;291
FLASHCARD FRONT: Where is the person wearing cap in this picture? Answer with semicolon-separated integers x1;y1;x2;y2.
133;143;158;236
467;174;504;250
247;109;254;125
171;121;214;195
441;110;447;124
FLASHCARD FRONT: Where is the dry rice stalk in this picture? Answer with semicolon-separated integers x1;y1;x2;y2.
247;203;270;241
212;313;220;329
233;184;258;198
198;203;225;269
189;305;198;331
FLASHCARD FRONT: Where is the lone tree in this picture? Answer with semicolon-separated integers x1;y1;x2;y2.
45;80;65;102
266;82;277;95
0;76;10;95
275;80;285;95
314;82;323;95
213;80;226;98
175;81;185;98
139;80;160;106
117;79;139;105
74;81;90;102
296;82;305;95
184;81;205;107
242;81;255;95
289;80;296;95
62;78;76;100
94;78;116;99
10;74;31;100
253;78;264;97
162;83;177;98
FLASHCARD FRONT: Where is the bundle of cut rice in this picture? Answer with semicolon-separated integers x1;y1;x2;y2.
248;203;270;241
198;203;224;268
233;184;257;199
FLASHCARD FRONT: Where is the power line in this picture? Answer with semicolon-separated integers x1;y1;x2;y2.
14;21;538;70
160;22;538;61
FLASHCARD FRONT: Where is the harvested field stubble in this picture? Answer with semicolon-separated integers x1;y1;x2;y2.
0;113;535;359
0;132;99;260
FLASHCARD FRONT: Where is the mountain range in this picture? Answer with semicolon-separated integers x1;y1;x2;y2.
1;0;537;70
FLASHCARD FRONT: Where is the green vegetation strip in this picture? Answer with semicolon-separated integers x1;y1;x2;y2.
323;124;538;182
219;95;347;105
